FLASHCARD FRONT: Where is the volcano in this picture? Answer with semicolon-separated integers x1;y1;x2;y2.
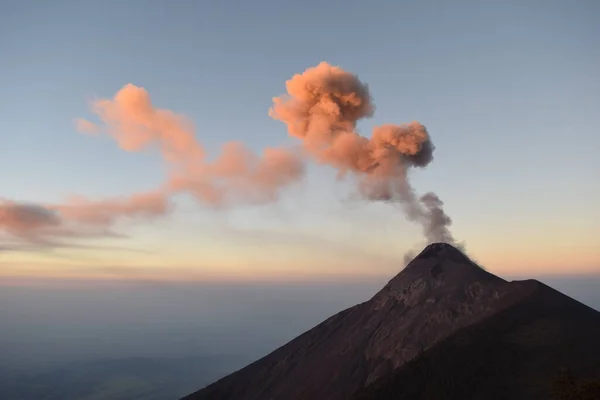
182;243;600;400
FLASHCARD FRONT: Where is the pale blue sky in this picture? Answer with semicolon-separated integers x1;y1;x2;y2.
1;0;599;278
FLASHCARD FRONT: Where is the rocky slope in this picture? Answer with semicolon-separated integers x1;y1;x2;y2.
182;243;600;400
353;280;600;399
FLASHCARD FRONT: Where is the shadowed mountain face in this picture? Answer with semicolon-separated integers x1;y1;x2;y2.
352;280;600;400
183;243;600;400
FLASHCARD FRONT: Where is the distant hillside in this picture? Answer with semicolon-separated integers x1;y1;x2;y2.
0;356;240;400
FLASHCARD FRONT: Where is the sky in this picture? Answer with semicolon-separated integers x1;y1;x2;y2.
1;0;599;284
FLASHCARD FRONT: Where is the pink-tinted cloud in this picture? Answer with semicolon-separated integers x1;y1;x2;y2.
4;61;455;255
0;199;139;250
90;84;204;162
74;118;100;135
167;143;304;206
83;83;305;207
270;61;454;244
53;190;169;226
3;82;305;251
0;200;61;241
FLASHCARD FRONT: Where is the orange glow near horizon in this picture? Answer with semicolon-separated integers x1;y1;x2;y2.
2;214;599;286
2;239;598;287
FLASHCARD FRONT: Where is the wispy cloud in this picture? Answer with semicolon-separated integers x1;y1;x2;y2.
3;81;306;252
0;199;157;253
73;118;100;135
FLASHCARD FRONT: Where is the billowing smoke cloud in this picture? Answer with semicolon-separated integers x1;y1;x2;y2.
80;83;305;207
3;84;305;250
3;61;455;254
270;62;454;244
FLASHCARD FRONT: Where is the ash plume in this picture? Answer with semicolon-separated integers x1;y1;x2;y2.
3;84;305;249
3;61;455;253
51;191;170;226
270;62;455;244
79;83;305;207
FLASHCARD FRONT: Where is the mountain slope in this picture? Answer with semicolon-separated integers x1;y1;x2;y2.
183;243;551;400
352;280;600;399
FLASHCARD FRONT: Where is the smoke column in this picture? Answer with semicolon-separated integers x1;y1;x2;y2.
270;62;455;244
2;62;455;252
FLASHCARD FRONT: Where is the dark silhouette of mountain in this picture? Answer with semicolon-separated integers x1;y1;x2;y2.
183;243;600;399
352;280;600;399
